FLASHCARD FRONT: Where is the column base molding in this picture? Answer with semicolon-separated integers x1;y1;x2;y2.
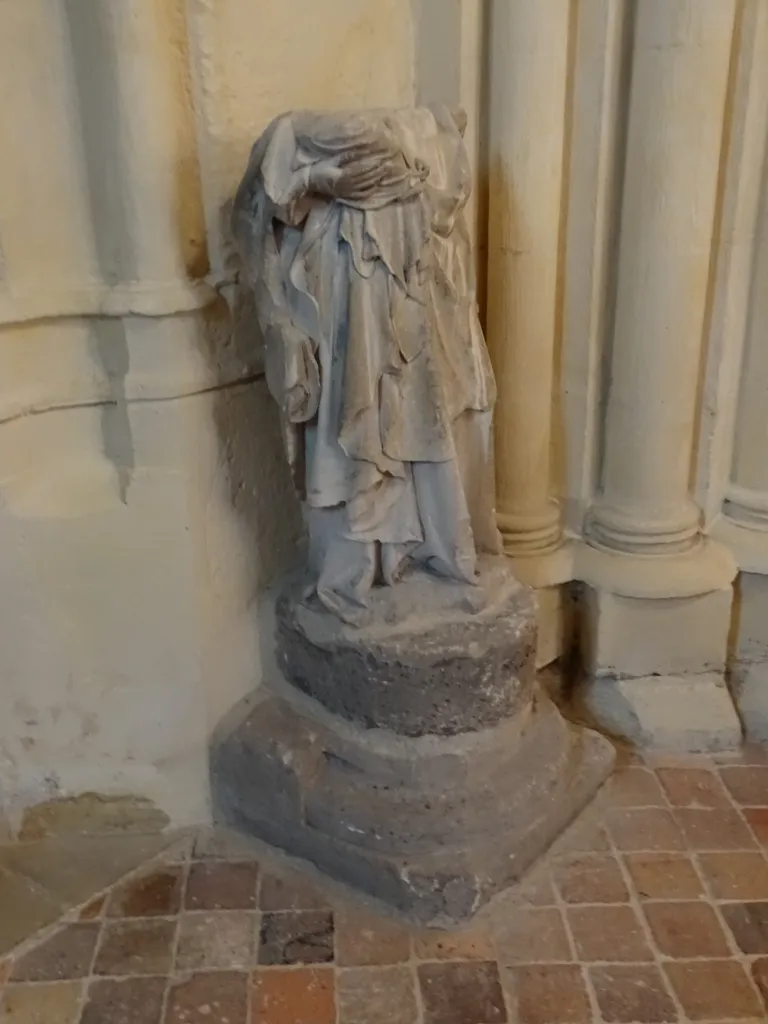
585;499;701;555
724;484;768;529
710;513;768;574
582;673;742;753
574;536;737;599
576;539;740;752
506;541;575;590
497;500;563;558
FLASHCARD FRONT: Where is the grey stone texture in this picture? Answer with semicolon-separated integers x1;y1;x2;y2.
277;561;537;737
212;561;614;926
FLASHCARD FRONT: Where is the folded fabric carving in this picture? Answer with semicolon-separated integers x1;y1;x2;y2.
232;105;500;624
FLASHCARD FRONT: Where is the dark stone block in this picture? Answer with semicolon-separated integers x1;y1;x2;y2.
212;690;614;927
276;559;537;738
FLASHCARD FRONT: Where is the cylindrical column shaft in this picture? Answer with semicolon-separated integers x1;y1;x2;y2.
725;165;768;530
588;0;737;554
486;0;571;556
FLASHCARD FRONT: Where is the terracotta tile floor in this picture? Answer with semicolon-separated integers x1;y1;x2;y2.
4;748;768;1022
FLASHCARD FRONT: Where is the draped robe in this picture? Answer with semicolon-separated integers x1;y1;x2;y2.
232;105;500;624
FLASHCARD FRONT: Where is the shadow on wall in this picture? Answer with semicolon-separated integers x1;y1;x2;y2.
63;1;134;503
68;0;305;668
201;188;305;688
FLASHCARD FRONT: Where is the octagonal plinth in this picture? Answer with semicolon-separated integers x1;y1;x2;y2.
212;559;614;926
277;558;537;737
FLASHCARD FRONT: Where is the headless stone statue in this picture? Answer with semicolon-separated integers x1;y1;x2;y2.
216;106;614;926
232;105;501;625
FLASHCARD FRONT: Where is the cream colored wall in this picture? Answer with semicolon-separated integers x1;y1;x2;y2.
3;0;768;828
0;0;414;831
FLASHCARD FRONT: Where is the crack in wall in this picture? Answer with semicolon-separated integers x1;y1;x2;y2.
0;371;266;429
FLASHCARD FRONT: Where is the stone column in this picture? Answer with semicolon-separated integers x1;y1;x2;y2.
485;0;574;668
577;0;742;750
486;0;571;577
723;175;768;546
719;119;768;741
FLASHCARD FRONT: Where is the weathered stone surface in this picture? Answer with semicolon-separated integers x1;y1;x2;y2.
302;699;574;855
212;559;613;926
212;688;614;927
276;559;537;738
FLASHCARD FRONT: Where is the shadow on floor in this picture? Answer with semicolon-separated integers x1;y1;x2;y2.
0;832;177;956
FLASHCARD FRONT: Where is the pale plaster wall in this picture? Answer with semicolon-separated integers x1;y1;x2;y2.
0;0;414;832
3;0;768;825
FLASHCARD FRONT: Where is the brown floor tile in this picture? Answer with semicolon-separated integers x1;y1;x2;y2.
674;808;756;850
81;976;166;1024
624;853;703;900
155;834;195;865
106;867;183;919
643;901;730;958
744;807;768;846
338;965;418;1024
567;905;652;962
492;907;572;964
252;966;335;1024
554;854;628;904
10;923;99;981
93;919;176;976
517;870;557;906
720;765;768;806
258;910;334;965
606;767;667;807
590;965;677;1023
0;835;169;909
0;957;12;985
166;970;248;1024
506;964;591;1023
0;835;171;911
555;817;610;854
413;923;494;961
335;907;411;966
175;911;255;971
751;957;768;1010
192;827;260;861
79;894;107;921
418;961;507;1024
0;981;82;1023
698;851;768;899
720;901;768;954
656;767;730;808
606;809;684;852
258;870;329;911
717;745;768;766
664;960;763;1020
185;861;259;911
0;867;66;957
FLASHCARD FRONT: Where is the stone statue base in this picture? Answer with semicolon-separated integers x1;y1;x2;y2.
212;559;614;926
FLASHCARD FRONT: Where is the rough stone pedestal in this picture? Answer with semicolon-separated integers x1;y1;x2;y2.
212;559;614;926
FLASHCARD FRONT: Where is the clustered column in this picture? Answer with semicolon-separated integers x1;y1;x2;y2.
720;137;768;741
575;0;742;749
